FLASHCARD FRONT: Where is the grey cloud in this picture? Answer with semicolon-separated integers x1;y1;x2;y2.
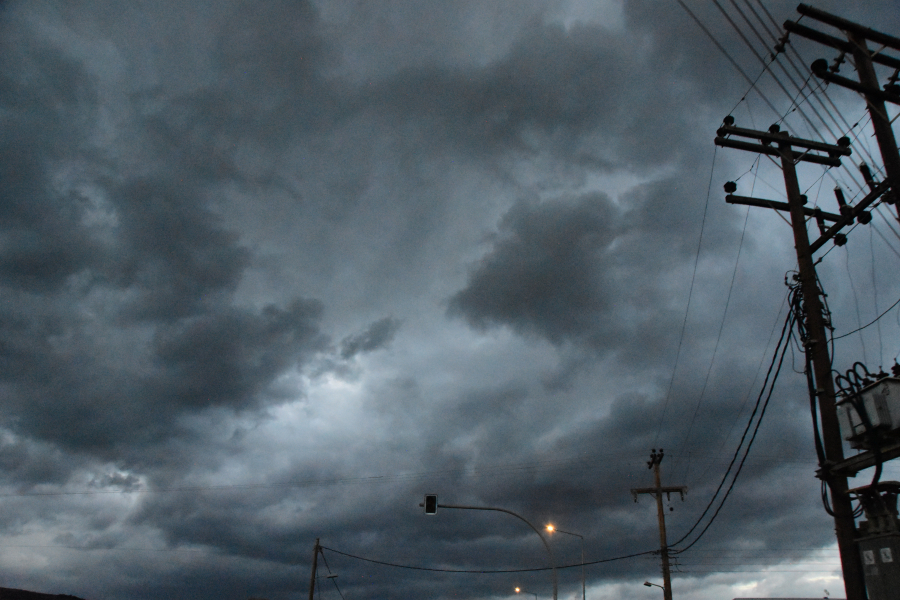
0;1;896;599
151;300;328;411
0;4;332;464
448;193;619;347
339;316;402;359
363;20;697;172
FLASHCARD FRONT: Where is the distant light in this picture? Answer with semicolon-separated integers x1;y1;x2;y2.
546;524;554;532
515;588;521;593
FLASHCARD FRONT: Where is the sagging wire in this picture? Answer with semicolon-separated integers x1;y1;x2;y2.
319;549;347;600
844;245;869;365
669;298;795;554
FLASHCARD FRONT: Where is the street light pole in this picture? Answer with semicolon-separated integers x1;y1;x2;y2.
546;524;585;600
421;499;558;600
644;581;665;593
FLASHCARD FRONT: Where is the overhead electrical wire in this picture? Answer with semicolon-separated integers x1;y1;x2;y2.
653;146;718;446
670;306;795;554
674;153;757;479
320;545;654;574
319;548;347;600
843;245;870;364
691;290;790;488
871;227;884;364
732;0;878;192
832;294;900;341
674;0;783;118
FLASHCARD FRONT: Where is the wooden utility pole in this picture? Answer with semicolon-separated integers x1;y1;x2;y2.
715;122;869;600
785;3;900;220
632;449;686;600
308;538;320;600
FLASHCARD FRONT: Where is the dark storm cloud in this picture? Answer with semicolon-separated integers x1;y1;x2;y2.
0;2;332;464
448;193;619;346
361;18;709;173
447;174;745;359
339;316;402;359
0;1;897;599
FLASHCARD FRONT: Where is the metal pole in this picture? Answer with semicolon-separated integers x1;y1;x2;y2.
308;538;319;600
549;527;585;600
580;540;585;600
440;504;558;600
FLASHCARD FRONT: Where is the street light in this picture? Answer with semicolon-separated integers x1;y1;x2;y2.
546;524;585;600
515;586;538;600
420;498;558;600
644;581;664;592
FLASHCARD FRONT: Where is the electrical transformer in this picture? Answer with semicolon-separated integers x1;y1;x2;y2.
836;377;900;449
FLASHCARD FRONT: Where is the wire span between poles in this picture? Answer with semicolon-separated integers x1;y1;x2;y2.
319;545;656;573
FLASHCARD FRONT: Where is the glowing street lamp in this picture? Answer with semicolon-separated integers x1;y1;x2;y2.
419;496;558;600
546;524;585;600
515;586;538;600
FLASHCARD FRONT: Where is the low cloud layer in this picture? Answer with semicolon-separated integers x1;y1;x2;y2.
1;1;899;600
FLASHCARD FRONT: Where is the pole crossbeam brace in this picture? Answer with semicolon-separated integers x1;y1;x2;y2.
630;486;688;502
784;21;900;71
717;124;853;156
810;64;900;106
810;180;891;253
797;3;900;52
714;137;842;167
726;194;842;222
823;439;900;479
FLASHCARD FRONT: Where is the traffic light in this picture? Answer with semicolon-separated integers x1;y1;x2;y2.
424;494;437;514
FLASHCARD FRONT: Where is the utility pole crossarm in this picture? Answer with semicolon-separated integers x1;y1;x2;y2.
786;3;900;222
630;486;688;502
809;64;900;106
809;179;892;253
717;124;852;156
726;194;842;222
797;3;900;51
715;122;850;167
784;21;900;71
715;137;842;166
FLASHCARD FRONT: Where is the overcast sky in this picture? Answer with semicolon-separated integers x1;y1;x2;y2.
2;1;900;599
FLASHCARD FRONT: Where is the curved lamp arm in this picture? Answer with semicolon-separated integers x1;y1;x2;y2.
440;503;558;600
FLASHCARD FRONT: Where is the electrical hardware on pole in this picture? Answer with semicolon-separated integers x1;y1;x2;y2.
714;117;867;600
784;3;900;221
631;449;686;600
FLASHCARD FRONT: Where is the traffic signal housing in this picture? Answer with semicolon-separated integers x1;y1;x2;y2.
424;494;437;514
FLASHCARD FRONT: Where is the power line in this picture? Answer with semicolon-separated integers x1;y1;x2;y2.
653;146;718;446
319;545;655;573
670;306;795;553
833;293;900;341
674;0;782;118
